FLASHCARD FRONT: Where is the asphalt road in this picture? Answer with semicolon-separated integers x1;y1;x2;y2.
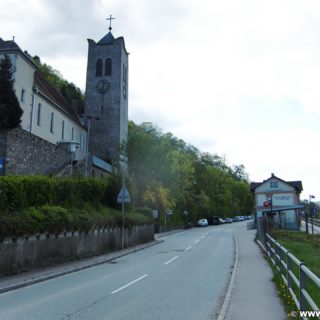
0;223;242;320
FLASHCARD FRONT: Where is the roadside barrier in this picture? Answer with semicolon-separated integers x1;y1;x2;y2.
266;233;320;319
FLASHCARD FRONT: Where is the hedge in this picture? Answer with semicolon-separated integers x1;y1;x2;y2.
0;176;111;212
0;176;153;239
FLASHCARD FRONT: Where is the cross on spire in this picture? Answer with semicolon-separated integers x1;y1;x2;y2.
106;14;115;31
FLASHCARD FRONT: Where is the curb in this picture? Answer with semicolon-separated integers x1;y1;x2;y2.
217;233;239;320
0;239;163;294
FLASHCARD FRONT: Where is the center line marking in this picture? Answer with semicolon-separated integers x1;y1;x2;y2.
111;274;149;294
194;239;200;244
164;256;179;265
184;246;192;253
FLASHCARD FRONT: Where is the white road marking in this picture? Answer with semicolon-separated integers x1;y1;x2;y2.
184;246;192;253
164;256;179;265
111;274;149;294
194;239;200;244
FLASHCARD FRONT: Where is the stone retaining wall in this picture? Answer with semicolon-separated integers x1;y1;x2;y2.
0;225;154;276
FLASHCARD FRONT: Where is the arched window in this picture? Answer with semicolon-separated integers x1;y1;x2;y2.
105;58;112;76
96;59;102;76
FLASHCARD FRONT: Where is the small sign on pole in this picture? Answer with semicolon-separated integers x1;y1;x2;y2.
117;186;131;203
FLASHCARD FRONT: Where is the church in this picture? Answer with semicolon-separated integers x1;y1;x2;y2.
0;17;128;176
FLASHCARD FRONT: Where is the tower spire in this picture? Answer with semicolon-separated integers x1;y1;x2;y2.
106;14;115;32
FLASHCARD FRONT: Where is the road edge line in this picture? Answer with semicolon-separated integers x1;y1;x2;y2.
217;233;239;320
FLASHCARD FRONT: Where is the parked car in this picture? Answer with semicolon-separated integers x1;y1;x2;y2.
219;218;225;224
232;216;244;222
224;218;233;223
197;219;208;227
207;216;221;225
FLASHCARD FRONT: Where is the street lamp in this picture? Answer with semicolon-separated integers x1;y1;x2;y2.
80;115;99;176
310;195;316;234
57;140;79;175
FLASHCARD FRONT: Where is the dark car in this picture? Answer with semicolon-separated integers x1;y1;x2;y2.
207;216;222;225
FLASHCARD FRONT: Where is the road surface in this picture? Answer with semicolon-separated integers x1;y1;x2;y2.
0;223;244;320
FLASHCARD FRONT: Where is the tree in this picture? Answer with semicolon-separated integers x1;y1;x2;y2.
0;55;23;130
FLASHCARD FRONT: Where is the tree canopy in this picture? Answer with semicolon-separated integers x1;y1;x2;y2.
0;55;23;131
127;121;253;225
32;56;84;112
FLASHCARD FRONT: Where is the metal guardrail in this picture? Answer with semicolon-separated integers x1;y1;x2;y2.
266;234;320;319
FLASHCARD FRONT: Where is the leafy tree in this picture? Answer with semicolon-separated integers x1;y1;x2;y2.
0;55;23;131
32;56;84;108
127;121;253;227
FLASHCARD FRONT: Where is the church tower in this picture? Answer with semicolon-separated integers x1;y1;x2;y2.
84;16;128;166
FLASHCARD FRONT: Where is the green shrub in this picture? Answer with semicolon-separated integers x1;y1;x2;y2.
0;176;152;238
0;177;26;212
38;205;71;234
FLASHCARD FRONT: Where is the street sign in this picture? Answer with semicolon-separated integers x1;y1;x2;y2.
166;210;173;216
152;210;159;219
117;186;131;203
263;200;271;208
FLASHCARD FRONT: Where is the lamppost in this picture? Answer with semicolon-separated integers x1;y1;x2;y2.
80;115;99;176
304;199;309;234
57;140;79;175
310;195;316;235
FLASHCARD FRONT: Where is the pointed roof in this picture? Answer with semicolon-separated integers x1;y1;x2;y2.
250;173;303;192
97;32;115;45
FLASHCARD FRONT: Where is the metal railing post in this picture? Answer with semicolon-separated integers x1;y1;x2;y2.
299;263;307;311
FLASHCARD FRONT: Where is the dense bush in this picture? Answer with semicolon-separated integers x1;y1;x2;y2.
0;176;110;212
0;176;153;239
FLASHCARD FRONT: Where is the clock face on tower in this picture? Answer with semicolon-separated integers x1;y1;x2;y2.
95;80;110;94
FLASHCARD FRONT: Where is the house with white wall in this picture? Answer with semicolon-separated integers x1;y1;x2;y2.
250;173;303;230
0;38;87;162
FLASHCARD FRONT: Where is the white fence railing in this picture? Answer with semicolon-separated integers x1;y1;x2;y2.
266;234;320;319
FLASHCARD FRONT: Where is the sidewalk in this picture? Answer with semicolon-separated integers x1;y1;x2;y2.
223;226;287;320
0;239;162;294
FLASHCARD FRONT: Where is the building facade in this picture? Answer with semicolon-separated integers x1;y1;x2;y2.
0;39;87;156
250;173;303;230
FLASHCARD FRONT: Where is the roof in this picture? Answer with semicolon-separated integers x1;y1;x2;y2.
0;38;20;50
34;70;83;126
0;38;84;126
250;174;303;192
0;38;38;68
97;32;115;45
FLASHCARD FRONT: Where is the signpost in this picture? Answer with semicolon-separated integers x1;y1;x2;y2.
117;186;131;203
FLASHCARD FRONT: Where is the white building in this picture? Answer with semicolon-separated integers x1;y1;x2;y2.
0;38;87;161
250;173;303;230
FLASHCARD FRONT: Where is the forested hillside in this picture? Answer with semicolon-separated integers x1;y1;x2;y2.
127;121;253;225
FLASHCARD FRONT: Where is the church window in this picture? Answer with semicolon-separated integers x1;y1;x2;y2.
71;127;75;140
105;58;112;76
96;59;102;76
20;89;25;102
123;65;127;84
80;133;83;150
61;120;65;140
37;103;41;126
50;112;54;134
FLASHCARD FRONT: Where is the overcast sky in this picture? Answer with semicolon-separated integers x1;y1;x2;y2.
1;0;320;199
